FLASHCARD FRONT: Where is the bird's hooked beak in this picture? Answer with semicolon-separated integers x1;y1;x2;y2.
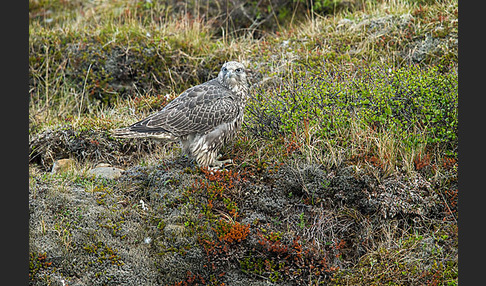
225;70;238;86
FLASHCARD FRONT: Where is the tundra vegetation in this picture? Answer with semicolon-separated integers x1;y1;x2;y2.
29;0;457;285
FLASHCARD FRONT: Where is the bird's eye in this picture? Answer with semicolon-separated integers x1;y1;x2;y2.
235;68;242;73
222;67;227;72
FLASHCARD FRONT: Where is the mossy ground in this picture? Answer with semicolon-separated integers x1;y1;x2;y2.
29;0;457;285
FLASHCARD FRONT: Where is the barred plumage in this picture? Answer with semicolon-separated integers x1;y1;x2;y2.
112;61;249;168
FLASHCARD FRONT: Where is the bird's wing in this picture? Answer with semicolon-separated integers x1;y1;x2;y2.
126;81;240;137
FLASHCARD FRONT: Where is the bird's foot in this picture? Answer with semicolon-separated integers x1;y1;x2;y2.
207;158;233;171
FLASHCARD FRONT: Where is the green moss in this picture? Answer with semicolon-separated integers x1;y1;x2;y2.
29;252;52;281
83;241;124;267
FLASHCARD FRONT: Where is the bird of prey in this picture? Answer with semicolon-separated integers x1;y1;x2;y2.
112;61;249;169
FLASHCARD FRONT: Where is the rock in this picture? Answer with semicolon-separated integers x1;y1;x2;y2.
95;162;112;168
51;158;75;174
87;166;125;180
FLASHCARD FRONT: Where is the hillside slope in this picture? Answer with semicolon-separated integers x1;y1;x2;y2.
29;0;458;285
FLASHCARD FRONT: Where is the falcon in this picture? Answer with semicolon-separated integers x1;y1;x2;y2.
112;61;249;169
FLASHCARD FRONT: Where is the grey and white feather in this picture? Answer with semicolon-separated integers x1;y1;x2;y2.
112;61;249;168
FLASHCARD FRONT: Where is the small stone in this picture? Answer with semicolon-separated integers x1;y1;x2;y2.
95;162;112;168
51;158;75;174
87;166;124;180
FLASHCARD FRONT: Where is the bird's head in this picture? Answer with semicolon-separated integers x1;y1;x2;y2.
218;61;248;91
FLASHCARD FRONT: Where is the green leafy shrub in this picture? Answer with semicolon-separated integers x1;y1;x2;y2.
246;63;457;156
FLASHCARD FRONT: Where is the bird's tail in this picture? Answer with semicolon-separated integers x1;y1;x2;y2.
111;127;177;141
111;127;146;138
